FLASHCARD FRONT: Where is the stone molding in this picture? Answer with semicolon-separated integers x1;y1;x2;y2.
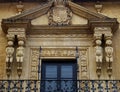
28;34;93;38
30;47;89;80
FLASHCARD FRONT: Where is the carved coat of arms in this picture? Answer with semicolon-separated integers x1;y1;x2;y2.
48;0;72;26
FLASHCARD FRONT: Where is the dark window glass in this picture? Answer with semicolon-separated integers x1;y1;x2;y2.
41;59;77;92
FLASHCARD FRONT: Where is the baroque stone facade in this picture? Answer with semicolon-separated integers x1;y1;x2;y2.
0;0;120;80
30;47;89;79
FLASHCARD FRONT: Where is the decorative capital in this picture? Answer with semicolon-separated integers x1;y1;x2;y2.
94;27;112;34
8;28;26;33
6;34;15;41
104;33;113;40
17;34;26;41
94;33;102;40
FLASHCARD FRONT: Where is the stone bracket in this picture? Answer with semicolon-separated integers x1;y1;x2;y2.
5;27;26;78
94;27;113;78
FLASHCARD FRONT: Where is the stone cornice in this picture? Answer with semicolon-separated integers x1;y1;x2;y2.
1;19;31;34
28;25;91;35
88;18;119;33
1;1;119;35
7;1;53;20
68;1;106;19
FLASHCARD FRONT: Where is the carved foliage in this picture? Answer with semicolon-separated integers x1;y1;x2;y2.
79;49;89;79
30;48;39;79
30;47;89;79
42;48;76;57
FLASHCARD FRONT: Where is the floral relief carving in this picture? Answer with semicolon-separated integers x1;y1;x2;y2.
79;49;89;79
42;48;76;57
30;49;39;79
30;47;89;79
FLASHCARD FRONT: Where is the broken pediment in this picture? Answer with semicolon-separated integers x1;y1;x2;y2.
1;0;118;34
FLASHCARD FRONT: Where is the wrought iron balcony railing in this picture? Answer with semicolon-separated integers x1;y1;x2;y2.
0;80;120;92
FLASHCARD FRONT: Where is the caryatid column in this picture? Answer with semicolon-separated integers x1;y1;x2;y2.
16;34;26;78
6;34;15;78
94;33;103;78
104;33;113;77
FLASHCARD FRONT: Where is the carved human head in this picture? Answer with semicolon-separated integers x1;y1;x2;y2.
106;39;112;45
95;39;101;45
18;40;24;46
8;41;13;46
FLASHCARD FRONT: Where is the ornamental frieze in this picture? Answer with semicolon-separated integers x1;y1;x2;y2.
28;34;93;38
42;48;76;57
30;47;89;79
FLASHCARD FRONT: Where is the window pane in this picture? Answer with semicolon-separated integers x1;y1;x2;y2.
61;65;73;78
46;65;57;78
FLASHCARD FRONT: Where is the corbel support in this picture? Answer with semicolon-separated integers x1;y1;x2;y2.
16;34;26;78
6;34;15;78
7;28;26;78
94;27;113;78
104;32;113;78
94;33;103;78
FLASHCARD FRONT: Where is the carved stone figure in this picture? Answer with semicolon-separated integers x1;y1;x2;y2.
6;41;14;63
94;39;103;77
16;41;24;62
16;46;24;62
105;39;113;77
95;46;103;63
6;46;14;63
105;40;113;62
105;46;113;62
95;40;103;63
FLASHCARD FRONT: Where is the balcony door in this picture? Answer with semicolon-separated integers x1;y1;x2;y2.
41;59;77;92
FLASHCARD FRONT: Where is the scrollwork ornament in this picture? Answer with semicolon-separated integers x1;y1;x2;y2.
48;0;72;26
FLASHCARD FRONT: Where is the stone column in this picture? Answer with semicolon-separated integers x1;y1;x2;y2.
16;34;26;78
94;33;103;78
6;34;15;78
104;33;113;77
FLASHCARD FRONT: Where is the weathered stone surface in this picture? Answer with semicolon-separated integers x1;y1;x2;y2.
0;2;120;80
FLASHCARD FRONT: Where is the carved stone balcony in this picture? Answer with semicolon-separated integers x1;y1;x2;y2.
0;80;120;92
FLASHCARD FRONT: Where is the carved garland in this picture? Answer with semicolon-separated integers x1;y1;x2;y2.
30;47;89;80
